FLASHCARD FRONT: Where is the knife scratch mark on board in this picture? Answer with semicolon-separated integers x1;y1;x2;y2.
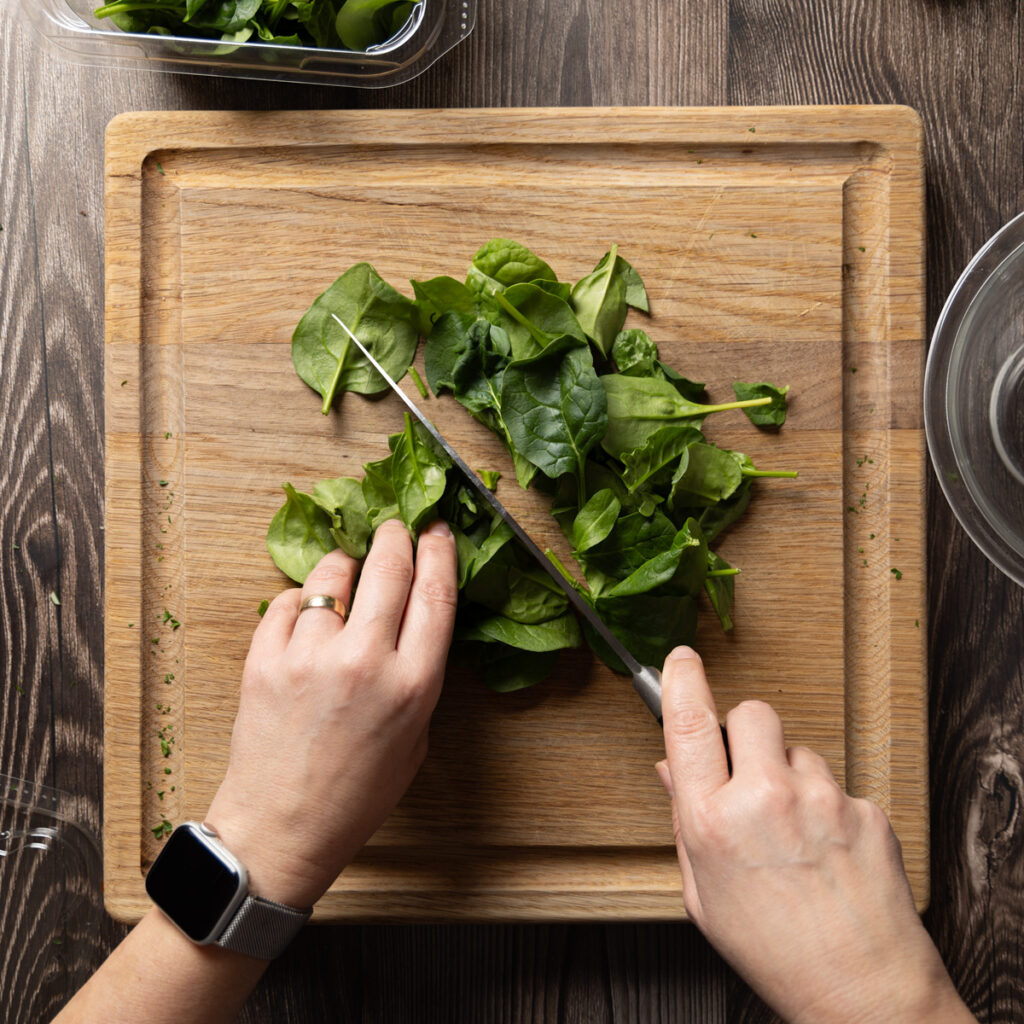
678;183;726;267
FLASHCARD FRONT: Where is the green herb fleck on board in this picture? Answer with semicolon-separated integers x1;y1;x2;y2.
257;599;270;617
891;568;903;580
858;246;866;252
748;127;756;133
159;480;169;487
477;469;502;491
151;819;173;840
120;380;127;386
163;672;175;684
162;608;180;630
157;163;165;176
164;766;172;774
915;619;920;627
850;367;858;374
407;365;429;399
165;431;172;439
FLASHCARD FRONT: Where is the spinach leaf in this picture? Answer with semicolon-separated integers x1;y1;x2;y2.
618;424;705;493
732;381;791;428
477;644;561;693
312;476;371;558
361;453;400;530
704;551;736;631
586;592;698;672
599;375;771;458
500;336;608;493
618;256;650;312
571;246;627;357
572;489;621;553
291;263;420;414
466;563;570;624
577;509;677;581
696;479;752;542
668;442;744;509
266;483;338;583
600;519;706;599
423;314;536;489
466;239;557;296
612;328;707;401
493;283;586;360
412;276;489;328
462;610;582;652
390;414;451;532
335;0;415;49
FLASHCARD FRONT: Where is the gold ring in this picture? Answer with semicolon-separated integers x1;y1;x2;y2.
299;594;347;621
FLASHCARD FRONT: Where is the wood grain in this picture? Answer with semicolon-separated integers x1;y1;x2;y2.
100;107;926;924
4;0;1024;1019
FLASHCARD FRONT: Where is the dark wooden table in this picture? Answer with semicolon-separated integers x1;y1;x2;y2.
3;1;1024;1021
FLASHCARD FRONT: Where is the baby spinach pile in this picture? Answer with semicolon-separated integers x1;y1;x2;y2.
268;240;795;692
93;0;419;52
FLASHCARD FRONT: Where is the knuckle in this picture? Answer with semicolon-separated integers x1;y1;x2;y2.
804;777;846;819
666;704;717;744
416;577;459;611
751;773;798;817
369;554;414;587
305;561;355;588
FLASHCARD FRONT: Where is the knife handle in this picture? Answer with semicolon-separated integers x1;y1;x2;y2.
637;665;732;773
633;665;663;722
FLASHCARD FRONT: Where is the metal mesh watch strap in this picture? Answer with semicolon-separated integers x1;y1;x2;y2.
216;894;312;959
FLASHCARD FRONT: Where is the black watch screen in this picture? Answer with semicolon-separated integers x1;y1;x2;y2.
145;823;244;942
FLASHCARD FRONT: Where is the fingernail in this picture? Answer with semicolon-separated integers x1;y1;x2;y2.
423;519;451;538
655;760;675;797
668;646;701;663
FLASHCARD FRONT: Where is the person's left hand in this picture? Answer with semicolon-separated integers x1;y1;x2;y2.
204;518;458;909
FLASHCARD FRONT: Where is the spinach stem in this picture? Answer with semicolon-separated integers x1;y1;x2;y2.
493;290;547;346
321;334;351;415
741;468;799;479
544;548;582;590
700;396;772;415
706;568;741;577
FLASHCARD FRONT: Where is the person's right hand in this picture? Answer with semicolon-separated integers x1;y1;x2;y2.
657;646;974;1024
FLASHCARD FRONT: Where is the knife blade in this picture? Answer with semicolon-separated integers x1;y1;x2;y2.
330;312;664;723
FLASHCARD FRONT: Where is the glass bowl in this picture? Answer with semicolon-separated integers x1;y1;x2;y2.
21;0;475;88
925;210;1024;588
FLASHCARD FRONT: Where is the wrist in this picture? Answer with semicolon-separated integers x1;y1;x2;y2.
204;790;335;909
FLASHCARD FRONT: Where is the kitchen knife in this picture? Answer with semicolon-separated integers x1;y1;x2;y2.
330;313;665;723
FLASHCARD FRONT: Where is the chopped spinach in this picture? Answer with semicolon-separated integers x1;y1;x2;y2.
268;239;797;692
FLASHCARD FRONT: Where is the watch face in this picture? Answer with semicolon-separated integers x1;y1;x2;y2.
146;824;245;942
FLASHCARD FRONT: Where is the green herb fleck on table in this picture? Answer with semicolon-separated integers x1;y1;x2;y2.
49;591;60;606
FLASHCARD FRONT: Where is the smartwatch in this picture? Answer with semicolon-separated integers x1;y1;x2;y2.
145;821;312;959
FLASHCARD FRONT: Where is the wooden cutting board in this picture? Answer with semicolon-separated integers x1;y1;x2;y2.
104;107;927;922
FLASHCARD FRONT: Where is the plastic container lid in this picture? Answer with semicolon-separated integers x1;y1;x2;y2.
21;0;475;88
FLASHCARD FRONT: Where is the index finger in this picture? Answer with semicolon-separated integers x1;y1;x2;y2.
662;647;731;808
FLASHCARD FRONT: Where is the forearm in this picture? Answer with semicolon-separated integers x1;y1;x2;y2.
53;908;268;1024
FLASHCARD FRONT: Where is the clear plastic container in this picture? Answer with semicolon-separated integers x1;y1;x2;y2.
0;774;104;994
21;0;475;88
